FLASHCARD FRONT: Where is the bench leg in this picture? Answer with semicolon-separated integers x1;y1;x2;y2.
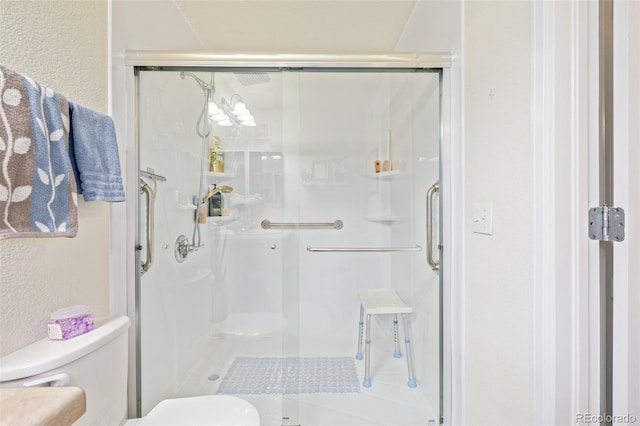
355;304;364;360
393;314;402;358
363;313;372;387
402;313;417;388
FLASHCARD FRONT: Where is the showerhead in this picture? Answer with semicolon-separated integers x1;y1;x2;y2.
234;72;270;86
202;185;234;201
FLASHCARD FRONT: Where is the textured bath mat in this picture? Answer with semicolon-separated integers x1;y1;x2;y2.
217;356;360;394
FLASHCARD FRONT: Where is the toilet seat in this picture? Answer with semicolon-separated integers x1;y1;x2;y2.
140;395;260;426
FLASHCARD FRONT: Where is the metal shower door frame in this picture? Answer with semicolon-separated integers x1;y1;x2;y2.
126;52;455;422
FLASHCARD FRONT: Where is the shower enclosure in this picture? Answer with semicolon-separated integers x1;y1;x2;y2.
134;54;445;425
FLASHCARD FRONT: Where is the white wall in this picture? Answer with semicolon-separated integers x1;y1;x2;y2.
0;0;111;356
464;2;532;424
398;1;534;424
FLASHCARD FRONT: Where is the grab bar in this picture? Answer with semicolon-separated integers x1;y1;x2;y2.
139;168;165;274
139;179;156;274
261;219;343;230
426;181;440;271
306;245;422;252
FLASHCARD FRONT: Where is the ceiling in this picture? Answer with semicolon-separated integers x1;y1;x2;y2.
113;0;418;53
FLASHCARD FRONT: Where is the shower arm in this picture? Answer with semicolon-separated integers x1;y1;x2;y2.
181;71;216;139
180;71;214;92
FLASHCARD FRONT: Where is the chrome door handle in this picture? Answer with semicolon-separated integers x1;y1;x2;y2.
426;181;440;271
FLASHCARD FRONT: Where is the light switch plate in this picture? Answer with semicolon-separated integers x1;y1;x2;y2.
473;202;493;235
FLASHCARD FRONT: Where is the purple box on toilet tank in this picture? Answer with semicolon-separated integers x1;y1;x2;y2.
47;305;94;340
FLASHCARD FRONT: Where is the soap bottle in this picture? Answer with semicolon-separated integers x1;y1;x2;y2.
208;184;222;217
210;136;224;173
198;202;207;224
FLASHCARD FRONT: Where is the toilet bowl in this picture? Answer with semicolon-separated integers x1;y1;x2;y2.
140;395;260;426
0;316;260;426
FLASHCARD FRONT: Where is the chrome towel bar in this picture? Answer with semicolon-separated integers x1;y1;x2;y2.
261;219;343;230
306;245;422;253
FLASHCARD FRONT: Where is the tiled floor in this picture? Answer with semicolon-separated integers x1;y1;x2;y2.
126;335;438;426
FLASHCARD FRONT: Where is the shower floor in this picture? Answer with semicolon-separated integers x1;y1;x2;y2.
172;334;438;426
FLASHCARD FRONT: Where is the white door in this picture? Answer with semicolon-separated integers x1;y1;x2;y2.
531;1;638;423
612;0;640;421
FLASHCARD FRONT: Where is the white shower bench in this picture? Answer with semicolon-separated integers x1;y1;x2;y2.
355;287;417;388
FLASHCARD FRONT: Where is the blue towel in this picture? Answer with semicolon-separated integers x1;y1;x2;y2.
68;101;125;202
0;65;78;239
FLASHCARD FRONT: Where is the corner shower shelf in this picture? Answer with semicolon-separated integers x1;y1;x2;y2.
366;170;405;180
365;215;399;224
300;181;350;188
204;171;238;183
206;215;235;226
177;203;197;211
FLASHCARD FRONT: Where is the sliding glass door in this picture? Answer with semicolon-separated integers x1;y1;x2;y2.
136;64;442;425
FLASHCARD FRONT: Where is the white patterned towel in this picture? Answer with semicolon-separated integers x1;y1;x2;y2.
0;64;78;239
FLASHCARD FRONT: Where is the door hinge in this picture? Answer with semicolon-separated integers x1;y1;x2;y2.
589;206;625;242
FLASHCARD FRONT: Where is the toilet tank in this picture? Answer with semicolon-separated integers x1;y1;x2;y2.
0;316;130;426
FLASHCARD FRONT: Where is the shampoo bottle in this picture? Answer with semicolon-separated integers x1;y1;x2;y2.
209;136;217;172
210;136;224;173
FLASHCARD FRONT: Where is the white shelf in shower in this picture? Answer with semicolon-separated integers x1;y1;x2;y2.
177;203;197;211
366;170;405;180
206;215;235;226
204;171;238;183
365;215;399;224
300;181;350;188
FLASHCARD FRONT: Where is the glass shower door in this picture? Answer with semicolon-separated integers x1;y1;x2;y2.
274;69;442;425
136;65;442;425
137;69;298;419
137;70;220;416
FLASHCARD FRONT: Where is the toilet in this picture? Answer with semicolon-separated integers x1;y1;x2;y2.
139;395;259;426
0;316;260;426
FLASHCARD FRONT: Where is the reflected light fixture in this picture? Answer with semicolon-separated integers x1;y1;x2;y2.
208;94;256;127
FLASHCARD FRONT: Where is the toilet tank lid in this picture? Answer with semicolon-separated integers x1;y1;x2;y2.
0;316;130;382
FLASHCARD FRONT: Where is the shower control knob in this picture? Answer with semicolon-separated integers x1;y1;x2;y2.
271;244;277;250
